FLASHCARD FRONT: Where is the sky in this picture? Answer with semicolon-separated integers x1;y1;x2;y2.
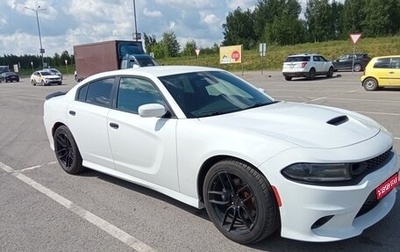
0;0;308;57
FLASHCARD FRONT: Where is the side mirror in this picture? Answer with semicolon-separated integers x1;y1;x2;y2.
138;103;166;118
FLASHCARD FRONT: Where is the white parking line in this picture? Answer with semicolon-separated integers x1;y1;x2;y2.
356;110;400;116
347;89;361;93
0;161;155;252
19;161;58;172
306;97;327;103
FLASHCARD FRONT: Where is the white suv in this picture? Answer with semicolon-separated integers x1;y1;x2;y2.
282;53;334;81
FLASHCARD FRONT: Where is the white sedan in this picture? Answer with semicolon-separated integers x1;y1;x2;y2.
43;66;399;244
31;70;62;86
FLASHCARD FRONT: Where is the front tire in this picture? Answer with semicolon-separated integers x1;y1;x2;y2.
203;159;279;244
284;76;292;81
54;125;84;174
363;77;378;91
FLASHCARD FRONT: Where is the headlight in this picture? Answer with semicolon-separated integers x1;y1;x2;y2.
282;163;354;183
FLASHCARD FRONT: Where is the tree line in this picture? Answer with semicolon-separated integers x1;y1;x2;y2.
222;0;400;49
1;50;73;71
2;0;399;69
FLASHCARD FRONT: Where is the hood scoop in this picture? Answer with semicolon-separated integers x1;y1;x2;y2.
327;115;349;126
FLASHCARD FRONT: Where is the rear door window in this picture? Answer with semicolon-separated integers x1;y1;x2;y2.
285;56;310;62
390;57;400;68
78;78;115;107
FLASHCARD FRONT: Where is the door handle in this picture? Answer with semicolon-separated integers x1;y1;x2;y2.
389;71;394;74
69;110;76;116
109;123;119;129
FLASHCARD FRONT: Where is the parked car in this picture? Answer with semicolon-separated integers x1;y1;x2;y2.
282;53;334;81
43;68;63;80
361;55;400;91
30;70;62;86
43;66;399;244
333;53;371;72
0;65;10;74
0;72;19;82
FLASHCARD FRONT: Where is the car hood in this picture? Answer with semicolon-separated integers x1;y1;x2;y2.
201;102;381;148
43;74;61;78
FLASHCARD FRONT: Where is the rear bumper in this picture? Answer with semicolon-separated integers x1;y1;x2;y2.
282;71;309;78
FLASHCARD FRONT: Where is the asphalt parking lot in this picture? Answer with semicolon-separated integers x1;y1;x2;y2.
0;72;399;252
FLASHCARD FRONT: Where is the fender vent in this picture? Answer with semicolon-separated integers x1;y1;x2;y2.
327;115;348;126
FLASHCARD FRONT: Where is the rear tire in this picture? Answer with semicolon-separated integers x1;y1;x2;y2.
354;64;362;72
54;125;84;174
203;159;279;244
284;76;292;81
327;67;334;78
308;68;316;80
363;77;378;91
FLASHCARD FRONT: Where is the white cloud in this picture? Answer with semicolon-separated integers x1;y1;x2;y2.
227;0;256;10
143;8;163;18
200;12;219;26
0;0;263;56
155;0;217;9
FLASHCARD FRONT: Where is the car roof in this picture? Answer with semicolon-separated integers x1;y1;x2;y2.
372;55;400;59
37;70;55;74
92;65;223;79
287;53;321;57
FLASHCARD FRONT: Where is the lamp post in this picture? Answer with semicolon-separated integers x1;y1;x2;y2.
25;6;46;69
132;0;139;41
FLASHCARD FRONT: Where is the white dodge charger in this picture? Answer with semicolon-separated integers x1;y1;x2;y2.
43;66;399;244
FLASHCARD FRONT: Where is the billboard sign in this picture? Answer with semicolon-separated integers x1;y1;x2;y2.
219;45;242;64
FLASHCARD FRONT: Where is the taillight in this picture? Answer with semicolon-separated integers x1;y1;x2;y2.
301;62;307;68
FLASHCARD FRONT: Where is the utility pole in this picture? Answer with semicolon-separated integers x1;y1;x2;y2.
25;6;46;69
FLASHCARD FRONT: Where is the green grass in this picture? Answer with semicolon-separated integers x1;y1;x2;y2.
158;36;400;71
17;36;399;76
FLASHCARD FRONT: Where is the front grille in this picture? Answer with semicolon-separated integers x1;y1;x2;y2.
350;147;393;182
365;148;392;171
356;148;395;217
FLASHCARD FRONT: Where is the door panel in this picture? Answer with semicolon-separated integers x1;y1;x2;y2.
107;76;179;191
67;77;115;169
67;101;114;168
388;57;400;85
107;111;179;190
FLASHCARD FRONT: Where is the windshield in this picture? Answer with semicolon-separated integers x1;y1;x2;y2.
159;71;274;118
136;57;158;67
118;41;145;57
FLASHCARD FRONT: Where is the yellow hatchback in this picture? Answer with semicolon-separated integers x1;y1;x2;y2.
361;55;400;91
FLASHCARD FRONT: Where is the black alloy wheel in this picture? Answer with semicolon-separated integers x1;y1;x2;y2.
327;67;334;78
54;125;84;174
308;68;316;80
203;160;279;244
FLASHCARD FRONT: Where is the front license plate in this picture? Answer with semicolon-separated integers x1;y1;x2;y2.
375;173;399;200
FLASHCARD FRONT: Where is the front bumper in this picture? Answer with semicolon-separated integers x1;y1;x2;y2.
43;78;62;85
261;137;399;242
